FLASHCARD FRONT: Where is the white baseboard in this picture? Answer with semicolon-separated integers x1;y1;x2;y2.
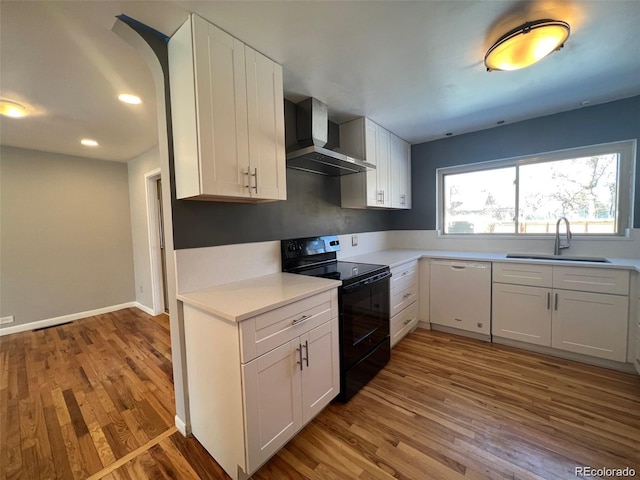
0;302;137;336
175;415;190;436
135;302;156;316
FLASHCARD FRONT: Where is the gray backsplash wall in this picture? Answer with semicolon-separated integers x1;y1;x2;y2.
172;167;394;249
393;95;640;231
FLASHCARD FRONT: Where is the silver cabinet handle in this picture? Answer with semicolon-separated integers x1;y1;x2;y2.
546;292;550;310
403;292;411;299
252;168;258;192
292;314;311;326
303;340;309;367
455;318;463;322
296;345;303;371
402;271;409;276
554;293;558;311
403;318;413;326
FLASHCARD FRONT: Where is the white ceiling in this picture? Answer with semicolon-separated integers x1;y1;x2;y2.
1;1;639;163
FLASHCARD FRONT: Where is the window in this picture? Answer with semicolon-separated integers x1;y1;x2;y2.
437;140;636;236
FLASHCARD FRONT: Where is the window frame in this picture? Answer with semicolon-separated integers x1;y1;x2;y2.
436;140;636;238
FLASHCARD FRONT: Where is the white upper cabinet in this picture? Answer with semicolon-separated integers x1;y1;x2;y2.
339;117;411;209
168;14;286;202
390;132;411;209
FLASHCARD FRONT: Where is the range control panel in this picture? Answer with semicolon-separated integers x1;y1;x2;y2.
282;235;341;261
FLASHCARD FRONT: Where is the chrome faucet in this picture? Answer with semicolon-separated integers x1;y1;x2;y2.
554;217;572;255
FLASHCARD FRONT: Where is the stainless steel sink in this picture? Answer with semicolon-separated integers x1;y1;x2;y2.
506;253;610;263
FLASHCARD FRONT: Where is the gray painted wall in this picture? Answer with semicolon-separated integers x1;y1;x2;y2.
0;147;135;327
393;95;640;231
128;146;161;311
172;167;394;249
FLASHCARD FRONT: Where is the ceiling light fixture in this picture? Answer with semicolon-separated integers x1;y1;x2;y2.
0;100;29;118
484;19;570;72
81;138;99;147
118;93;142;105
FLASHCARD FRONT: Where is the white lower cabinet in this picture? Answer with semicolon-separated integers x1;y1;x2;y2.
184;289;339;480
551;290;628;362
243;319;339;470
492;263;629;363
389;260;419;347
492;284;551;347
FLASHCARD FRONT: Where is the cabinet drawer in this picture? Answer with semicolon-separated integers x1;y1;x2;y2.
552;267;629;295
493;262;552;287
391;281;418;318
391;260;418;290
391;303;418;347
240;290;337;363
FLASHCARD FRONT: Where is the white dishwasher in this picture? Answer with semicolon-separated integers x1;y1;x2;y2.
429;260;492;338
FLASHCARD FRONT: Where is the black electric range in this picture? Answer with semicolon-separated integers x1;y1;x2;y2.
282;235;391;401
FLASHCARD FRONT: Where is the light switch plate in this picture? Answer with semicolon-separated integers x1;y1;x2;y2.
0;315;14;325
351;235;358;247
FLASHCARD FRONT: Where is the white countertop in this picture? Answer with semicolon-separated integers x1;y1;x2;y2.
178;272;341;322
344;249;640;272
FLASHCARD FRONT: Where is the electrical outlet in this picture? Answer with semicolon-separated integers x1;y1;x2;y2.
0;315;15;325
351;235;358;247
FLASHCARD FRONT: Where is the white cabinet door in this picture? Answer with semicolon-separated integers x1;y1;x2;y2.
376;126;391;207
390;133;411;209
300;320;340;422
492;284;552;346
364;119;379;206
245;46;286;201
243;340;302;472
551;290;628;362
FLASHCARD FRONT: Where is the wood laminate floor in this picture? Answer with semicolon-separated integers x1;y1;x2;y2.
1;308;639;479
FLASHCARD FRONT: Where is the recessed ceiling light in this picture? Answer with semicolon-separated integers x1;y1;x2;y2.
118;93;142;105
81;139;99;147
0;100;29;118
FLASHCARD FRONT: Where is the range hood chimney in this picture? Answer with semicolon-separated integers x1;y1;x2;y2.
286;98;375;176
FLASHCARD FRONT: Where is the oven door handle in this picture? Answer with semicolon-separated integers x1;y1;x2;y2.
342;271;392;293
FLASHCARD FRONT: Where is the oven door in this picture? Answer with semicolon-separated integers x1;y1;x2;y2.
340;272;391;369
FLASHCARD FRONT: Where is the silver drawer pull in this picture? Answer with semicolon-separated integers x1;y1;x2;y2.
403;318;413;325
402;271;409;276
292;314;311;326
455;318;463;322
403;293;412;299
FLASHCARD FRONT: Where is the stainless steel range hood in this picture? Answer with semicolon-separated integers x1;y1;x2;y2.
286;98;375;176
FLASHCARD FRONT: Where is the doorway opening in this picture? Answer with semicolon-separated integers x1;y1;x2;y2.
145;169;168;315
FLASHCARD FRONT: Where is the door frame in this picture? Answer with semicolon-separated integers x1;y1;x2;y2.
145;168;165;315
